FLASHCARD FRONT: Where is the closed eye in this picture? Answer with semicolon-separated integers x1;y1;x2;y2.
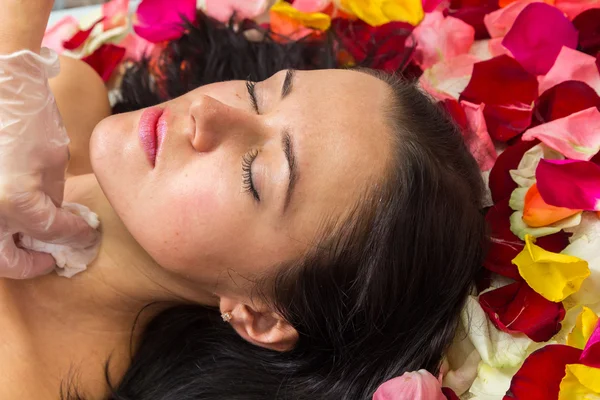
246;80;259;114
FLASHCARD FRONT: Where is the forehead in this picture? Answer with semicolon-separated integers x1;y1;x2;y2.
274;69;394;235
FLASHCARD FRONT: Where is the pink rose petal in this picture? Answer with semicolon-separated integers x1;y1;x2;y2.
373;370;446;400
133;0;197;43
445;0;500;40
501;3;579;76
205;0;270;22
412;11;475;69
555;0;600;20
462;101;497;171
419;54;480;101
484;0;542;38
102;0;129;31
119;33;158;62
580;320;600;368
42;16;79;53
536;159;600;211
523;107;600;161
292;0;332;12
538;46;600;95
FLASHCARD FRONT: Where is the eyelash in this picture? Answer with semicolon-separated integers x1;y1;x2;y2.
242;149;260;201
246;80;259;114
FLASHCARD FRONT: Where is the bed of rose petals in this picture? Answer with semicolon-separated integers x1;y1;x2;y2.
43;0;600;399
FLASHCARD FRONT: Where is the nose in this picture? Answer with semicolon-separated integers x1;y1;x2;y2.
188;95;253;153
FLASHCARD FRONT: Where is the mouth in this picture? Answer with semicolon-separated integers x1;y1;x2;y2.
138;107;166;167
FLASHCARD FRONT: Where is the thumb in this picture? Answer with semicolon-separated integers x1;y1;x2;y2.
0;236;56;279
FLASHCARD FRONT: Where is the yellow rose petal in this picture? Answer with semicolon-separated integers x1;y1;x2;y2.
339;0;424;27
559;364;600;399
568;307;600;350
270;0;331;31
512;235;590;302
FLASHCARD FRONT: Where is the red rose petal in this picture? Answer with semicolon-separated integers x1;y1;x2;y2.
485;198;524;280
533;80;600;125
445;0;500;40
331;18;414;72
442;387;460;400
82;44;126;82
488;138;539;203
62;17;105;50
459;55;539;142
580;321;600;368
573;8;600;56
479;281;566;342
441;99;469;131
502;3;578;76
503;344;582;399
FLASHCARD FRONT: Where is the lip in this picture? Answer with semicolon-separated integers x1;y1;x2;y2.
138;107;166;167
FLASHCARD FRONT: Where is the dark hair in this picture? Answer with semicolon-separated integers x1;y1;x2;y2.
68;12;487;400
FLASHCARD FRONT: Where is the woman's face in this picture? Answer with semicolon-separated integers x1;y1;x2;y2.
90;69;392;294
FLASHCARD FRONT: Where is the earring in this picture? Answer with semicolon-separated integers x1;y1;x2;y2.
221;312;233;322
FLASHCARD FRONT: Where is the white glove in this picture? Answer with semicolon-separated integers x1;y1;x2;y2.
0;48;99;279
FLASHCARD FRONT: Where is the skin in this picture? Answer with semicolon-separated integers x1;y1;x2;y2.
0;63;394;398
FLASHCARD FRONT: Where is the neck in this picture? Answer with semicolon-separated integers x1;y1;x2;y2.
1;174;218;398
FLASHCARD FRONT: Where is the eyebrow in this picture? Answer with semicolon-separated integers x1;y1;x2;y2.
282;129;298;213
281;69;295;99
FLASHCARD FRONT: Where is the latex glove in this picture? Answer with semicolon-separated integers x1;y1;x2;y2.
0;48;98;279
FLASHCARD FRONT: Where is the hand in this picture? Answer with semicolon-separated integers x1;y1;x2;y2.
0;49;99;279
0;0;55;54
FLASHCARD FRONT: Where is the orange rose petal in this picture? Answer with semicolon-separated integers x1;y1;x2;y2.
523;183;582;227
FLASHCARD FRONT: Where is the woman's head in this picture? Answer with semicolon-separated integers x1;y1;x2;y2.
81;12;487;400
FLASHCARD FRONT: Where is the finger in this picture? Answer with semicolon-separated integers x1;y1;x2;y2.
0;236;55;279
12;191;99;249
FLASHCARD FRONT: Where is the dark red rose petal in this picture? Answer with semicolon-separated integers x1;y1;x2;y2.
445;0;499;40
331;18;414;72
488;138;539;203
440;99;469;131
573;8;600;56
82;44;126;82
479;281;566;342
484;198;523;280
442;387;460;400
503;345;582;400
533;80;600;125
63;17;105;50
459;55;539;141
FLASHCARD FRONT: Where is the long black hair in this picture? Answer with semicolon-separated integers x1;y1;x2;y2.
68;11;486;400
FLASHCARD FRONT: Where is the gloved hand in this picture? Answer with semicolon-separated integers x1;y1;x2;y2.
0;48;99;279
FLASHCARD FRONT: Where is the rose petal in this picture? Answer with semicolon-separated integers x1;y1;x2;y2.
484;0;542;38
133;0;196;43
479;281;566;342
501;3;578;76
580;319;600;367
63;17;104;50
509;143;564;190
512;234;590;302
82;43;126;82
441;387;459;400
485;199;525;279
538;46;600;96
445;0;500;39
293;0;332;12
205;0;270;22
489;139;539;203
468;37;512;61
42;16;80;54
558;364;600;398
419;54;479;100
533;81;600;126
567;307;599;350
537;159;600;211
572;8;600;56
119;32;157;62
332;18;413;72
554;0;600;20
503;345;582;399
412;11;475;69
373;370;446;400
525;107;600;160
102;0;129;31
523;184;582;228
459;55;539;142
339;0;425;27
423;0;445;12
461;101;497;171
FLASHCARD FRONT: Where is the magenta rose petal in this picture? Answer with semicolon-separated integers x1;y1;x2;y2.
459;55;538;142
533;80;600;125
133;0;197;43
504;344;582;399
580;321;600;368
536;159;600;211
479;281;566;342
501;3;578;76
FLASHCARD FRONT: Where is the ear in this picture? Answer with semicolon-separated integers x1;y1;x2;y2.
220;297;298;352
